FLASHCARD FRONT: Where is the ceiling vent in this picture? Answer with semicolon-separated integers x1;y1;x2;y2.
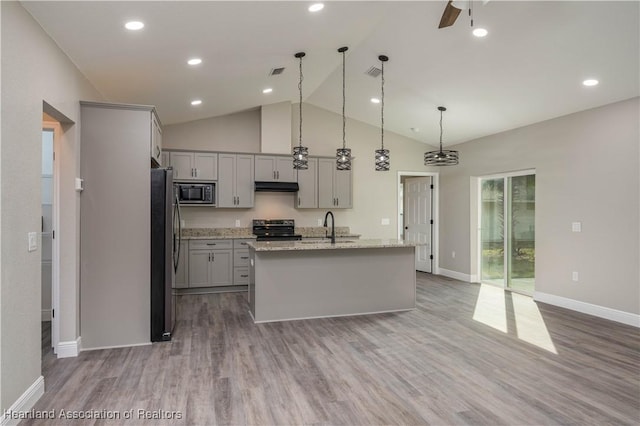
365;66;382;78
269;67;285;76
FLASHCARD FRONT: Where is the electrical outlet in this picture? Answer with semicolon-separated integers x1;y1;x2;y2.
235;219;241;227
572;222;582;232
381;218;390;225
318;219;323;226
452;251;456;258
28;232;37;252
180;220;186;228
572;271;579;282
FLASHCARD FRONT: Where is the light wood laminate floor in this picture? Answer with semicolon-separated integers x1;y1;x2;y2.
28;273;639;425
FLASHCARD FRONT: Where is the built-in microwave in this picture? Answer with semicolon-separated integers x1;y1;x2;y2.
175;183;215;205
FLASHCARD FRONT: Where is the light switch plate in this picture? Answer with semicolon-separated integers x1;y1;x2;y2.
28;232;37;252
75;177;84;192
235;219;241;228
381;218;390;225
317;219;323;226
572;271;579;282
572;222;582;232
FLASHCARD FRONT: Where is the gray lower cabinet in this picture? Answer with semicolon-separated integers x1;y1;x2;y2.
233;238;254;285
188;240;233;287
174;240;189;288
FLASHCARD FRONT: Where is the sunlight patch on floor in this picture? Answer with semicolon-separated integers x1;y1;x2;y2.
473;284;557;354
472;284;507;332
512;292;557;354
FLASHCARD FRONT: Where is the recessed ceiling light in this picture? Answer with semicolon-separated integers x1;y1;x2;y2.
187;58;202;66
370;98;381;104
583;79;599;87
472;28;488;37
124;21;144;31
308;3;324;12
191;100;202;106
262;88;273;94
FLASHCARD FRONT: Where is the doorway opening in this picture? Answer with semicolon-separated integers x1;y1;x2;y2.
397;171;439;274
477;170;535;294
42;117;60;359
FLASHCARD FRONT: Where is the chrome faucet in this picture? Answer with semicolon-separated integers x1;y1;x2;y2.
323;211;335;244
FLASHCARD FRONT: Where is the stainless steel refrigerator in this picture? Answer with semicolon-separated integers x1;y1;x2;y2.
151;167;181;341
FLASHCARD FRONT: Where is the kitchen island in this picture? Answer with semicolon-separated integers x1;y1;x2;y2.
247;239;416;323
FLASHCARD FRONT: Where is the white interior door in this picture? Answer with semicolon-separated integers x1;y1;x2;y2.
404;177;432;273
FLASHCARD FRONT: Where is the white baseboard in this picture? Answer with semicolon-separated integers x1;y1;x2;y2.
57;336;81;358
438;268;472;282
41;309;51;322
534;292;640;328
0;376;45;426
81;341;151;352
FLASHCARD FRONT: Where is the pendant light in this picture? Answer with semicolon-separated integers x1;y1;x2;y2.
424;106;459;166
336;46;351;171
374;55;390;171
293;52;309;170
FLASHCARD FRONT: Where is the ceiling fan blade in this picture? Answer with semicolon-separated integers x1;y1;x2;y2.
439;1;463;28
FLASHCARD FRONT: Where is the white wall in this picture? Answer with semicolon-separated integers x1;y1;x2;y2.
0;1;102;412
163;103;438;238
439;97;640;315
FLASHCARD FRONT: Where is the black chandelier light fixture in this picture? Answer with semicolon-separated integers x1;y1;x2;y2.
424;106;459;166
293;52;309;170
336;46;351;171
374;55;390;171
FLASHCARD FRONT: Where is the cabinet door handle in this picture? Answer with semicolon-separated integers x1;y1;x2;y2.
240;275;248;278
240;256;248;259
208;253;211;261
336;198;339;206
195;168;198;177
298;197;301;206
206;243;217;246
276;171;279;179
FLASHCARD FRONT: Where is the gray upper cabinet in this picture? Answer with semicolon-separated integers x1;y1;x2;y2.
296;157;318;209
218;154;254;208
169;152;217;181
318;158;352;209
151;112;162;165
254;155;296;182
160;151;170;168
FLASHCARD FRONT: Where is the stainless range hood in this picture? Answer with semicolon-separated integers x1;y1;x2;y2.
254;181;299;192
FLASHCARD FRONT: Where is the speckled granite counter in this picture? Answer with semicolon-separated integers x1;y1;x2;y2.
180;226;360;240
247;239;412;252
181;228;255;240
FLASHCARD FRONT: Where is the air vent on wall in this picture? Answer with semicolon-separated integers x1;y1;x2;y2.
269;67;285;76
365;66;382;78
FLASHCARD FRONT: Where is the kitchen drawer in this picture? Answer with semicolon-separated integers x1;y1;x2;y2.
189;239;233;251
234;250;250;266
233;238;256;249
234;267;250;285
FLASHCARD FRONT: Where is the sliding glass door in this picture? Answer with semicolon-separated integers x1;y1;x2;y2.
480;172;535;294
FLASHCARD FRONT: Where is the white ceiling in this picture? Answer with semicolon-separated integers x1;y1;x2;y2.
22;1;639;146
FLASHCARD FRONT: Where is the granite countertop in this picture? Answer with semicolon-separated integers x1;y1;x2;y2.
247;239;414;252
181;228;255;240
181;226;360;240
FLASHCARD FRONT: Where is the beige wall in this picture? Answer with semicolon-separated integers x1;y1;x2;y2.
164;103;438;238
0;1;102;411
439;97;640;315
163;108;261;153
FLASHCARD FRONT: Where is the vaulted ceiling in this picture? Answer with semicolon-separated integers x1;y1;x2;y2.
22;1;639;146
